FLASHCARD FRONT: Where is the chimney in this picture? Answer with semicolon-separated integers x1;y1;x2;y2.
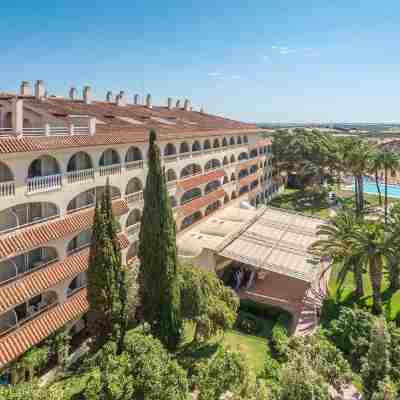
83;86;92;104
167;97;173;110
116;91;127;107
146;93;152;108
106;91;113;103
200;107;204;114
184;99;190;111
69;87;78;100
20;81;32;97
12;97;23;135
35;80;45;99
133;94;140;105
176;99;181;109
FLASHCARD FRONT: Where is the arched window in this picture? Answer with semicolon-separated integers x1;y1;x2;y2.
179;142;190;154
213;138;220;148
239;169;249;179
67;186;120;213
238;152;249;161
205;159;221;172
237;136;242;145
224;194;230;204
223;175;229;185
250;149;258;158
250;165;258;174
229;137;235;146
126;177;143;195
181;188;201;205
239;185;249;195
67;272;87;296
99;148;120;166
231;191;237;200
67;152;93;172
67;229;92;254
125;146;142;162
0;162;13;182
164;143;177;156
28;155;60;178
166;169;177;182
205;180;221;195
243;135;248;144
205;201;221;216
223;156;229;166
181;211;202;230
192;140;201;152
222;137;228;147
23;118;32;128
180;164;202;179
231;172;236;181
230;154;236;164
126;209;141;228
0;202;59;233
203;139;211;150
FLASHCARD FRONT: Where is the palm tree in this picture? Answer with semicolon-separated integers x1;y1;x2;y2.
386;203;400;291
312;212;364;298
342;139;373;216
379;150;400;225
351;221;389;315
369;150;384;207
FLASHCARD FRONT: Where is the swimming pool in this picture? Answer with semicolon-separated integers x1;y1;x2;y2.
352;178;400;199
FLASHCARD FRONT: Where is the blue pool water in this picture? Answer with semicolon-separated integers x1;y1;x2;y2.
353;178;400;199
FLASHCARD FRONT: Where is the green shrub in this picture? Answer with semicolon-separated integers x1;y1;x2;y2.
235;312;260;335
271;315;290;360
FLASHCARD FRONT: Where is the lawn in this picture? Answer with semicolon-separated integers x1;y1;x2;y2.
326;261;400;321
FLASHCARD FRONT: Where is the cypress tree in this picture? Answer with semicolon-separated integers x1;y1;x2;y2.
87;179;127;352
138;129;182;349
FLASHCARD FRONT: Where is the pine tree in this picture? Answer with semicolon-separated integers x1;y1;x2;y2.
138;129;182;349
87;180;127;352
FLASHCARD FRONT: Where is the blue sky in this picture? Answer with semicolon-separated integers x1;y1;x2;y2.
1;1;400;123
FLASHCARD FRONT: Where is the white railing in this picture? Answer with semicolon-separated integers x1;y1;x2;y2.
179;152;191;160
26;174;62;194
192;150;203;157
126;160;144;170
167;180;177;189
127;222;141;238
66;168;95;184
0;180;15;197
126;191;144;204
180;171;203;181
203;148;213;154
0;128;13;136
99;164;122;177
163;154;178;163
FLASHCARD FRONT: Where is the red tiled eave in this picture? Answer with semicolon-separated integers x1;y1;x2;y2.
0;233;129;314
181;188;226;217
0;199;128;260
178;170;225;191
0;289;88;368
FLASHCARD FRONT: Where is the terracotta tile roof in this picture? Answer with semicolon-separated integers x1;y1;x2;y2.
0;199;128;260
0;288;88;368
0;96;261;154
0;233;129;314
239;173;259;188
178;170;225;191
181;188;226;217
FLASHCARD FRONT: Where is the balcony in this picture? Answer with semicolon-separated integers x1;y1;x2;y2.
163;154;178;163
126;190;144;205
26;174;62;194
66;168;95;184
179;152;191;160
99;164;122;177
192;150;203;158
126;160;144;170
0;180;15;197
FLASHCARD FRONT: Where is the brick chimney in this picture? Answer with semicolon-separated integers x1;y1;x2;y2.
20;81;32;97
184;99;190;111
175;99;181;108
146;94;152;108
133;94;140;105
83;86;92;104
116;91;127;107
35;80;46;99
167;97;173;110
69;87;78;100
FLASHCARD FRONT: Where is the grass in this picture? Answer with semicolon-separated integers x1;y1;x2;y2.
326;261;400;321
179;317;274;374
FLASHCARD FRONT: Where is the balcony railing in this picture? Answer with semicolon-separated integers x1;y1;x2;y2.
99;164;122;177
163;154;179;163
126;160;144;170
66;168;95;184
179;152;191;160
127;222;141;238
126;191;144;205
0;180;15;197
192;150;203;157
26;174;62;194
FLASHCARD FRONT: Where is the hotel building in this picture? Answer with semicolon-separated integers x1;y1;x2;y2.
0;81;277;369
